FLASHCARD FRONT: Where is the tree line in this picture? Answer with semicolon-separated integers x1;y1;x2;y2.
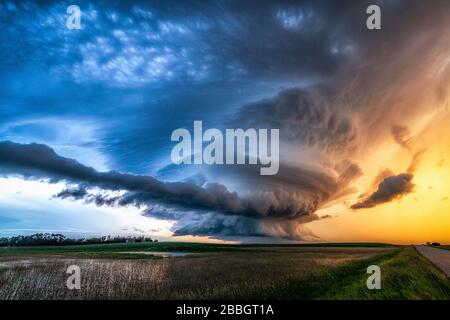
0;233;157;247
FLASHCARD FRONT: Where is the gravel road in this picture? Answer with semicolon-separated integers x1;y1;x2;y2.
415;245;450;277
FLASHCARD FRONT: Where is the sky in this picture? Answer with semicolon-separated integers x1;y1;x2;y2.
0;0;449;244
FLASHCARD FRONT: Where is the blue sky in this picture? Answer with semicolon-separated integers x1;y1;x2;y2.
1;0;449;243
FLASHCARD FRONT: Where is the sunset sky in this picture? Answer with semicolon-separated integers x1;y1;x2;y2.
0;0;449;244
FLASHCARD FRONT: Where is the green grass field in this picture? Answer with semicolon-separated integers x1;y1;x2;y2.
0;242;448;299
0;241;396;259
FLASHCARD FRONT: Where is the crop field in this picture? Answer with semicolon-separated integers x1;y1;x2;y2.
0;241;395;258
0;243;449;300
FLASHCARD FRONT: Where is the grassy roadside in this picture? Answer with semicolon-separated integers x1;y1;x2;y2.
317;246;450;299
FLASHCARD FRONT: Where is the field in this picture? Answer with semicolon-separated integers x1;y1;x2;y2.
0;242;449;300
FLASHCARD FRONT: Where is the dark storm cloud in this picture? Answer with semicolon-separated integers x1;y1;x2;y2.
229;87;359;154
351;173;414;209
207;159;362;217
171;212;321;241
173;214;266;238
55;187;88;200
0;141;339;221
206;84;363;222
0;140;362;239
0;141;244;215
351;151;424;209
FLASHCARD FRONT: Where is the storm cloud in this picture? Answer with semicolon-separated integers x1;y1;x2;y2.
351;151;424;209
0;141;356;239
351;173;414;209
2;0;450;240
230;87;360;155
